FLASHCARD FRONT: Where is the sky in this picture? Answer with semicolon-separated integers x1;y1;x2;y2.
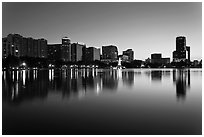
2;2;202;61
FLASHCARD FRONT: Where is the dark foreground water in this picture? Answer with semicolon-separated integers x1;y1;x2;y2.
2;68;202;135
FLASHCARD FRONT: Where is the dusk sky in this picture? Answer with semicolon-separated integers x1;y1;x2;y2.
2;2;202;61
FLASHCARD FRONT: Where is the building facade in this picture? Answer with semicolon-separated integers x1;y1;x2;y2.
102;45;118;62
61;37;71;62
71;43;86;62
123;49;134;61
173;36;190;62
151;53;170;64
151;53;162;64
47;44;61;62
3;34;23;58
86;47;100;62
2;34;47;59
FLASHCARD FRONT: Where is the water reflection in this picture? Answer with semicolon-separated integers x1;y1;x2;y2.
2;69;193;104
122;71;134;86
151;70;162;81
173;69;191;100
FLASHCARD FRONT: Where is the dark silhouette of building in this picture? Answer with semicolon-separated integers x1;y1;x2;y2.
2;34;23;58
173;36;190;62
27;37;34;57
71;43;86;62
2;37;8;59
61;37;71;62
151;53;170;64
86;47;100;62
38;38;47;58
151;53;161;63
47;44;61;62
102;45;118;62
2;34;47;59
123;49;134;62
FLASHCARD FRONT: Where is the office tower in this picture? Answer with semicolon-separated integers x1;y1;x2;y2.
61;37;71;62
176;36;186;51
102;45;118;62
173;36;189;62
47;44;61;62
123;49;134;61
71;43;86;62
86;47;100;62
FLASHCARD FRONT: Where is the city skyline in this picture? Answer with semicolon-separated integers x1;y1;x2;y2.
2;2;202;61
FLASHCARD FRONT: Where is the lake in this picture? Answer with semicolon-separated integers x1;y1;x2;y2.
2;68;202;135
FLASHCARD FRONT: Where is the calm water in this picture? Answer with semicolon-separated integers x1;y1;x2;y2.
2;68;202;135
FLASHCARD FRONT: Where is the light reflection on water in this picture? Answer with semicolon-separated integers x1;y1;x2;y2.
2;68;202;135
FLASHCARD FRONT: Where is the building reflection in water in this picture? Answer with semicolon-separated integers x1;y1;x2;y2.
173;69;191;100
151;70;162;81
3;69;122;104
3;69;191;104
122;71;134;86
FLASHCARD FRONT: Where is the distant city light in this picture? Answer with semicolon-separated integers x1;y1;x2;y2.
22;62;26;66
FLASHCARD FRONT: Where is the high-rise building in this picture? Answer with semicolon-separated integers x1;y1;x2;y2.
71;43;85;62
123;49;134;61
22;38;28;57
102;45;118;62
38;38;47;58
4;34;23;57
47;44;61;62
2;38;8;59
86;47;100;62
173;36;190;62
2;34;48;59
33;39;38;58
61;37;71;62
27;37;34;57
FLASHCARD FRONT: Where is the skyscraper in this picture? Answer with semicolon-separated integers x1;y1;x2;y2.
61;37;71;62
173;36;189;62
